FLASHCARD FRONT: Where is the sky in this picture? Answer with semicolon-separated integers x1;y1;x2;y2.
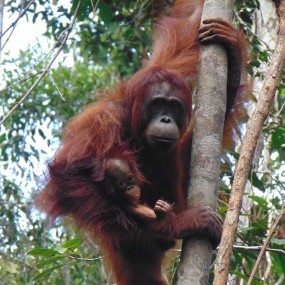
2;6;45;61
0;2;72;186
2;14;46;56
2;1;72;56
1;1;73;84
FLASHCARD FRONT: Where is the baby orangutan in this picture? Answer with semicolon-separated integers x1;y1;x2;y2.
104;159;173;220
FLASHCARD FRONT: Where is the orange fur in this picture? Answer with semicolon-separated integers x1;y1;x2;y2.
36;1;248;284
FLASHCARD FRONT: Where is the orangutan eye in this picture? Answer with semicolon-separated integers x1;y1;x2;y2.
118;180;127;189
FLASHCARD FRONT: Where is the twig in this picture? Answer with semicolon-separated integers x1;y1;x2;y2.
0;71;46;93
276;99;285;117
90;0;101;18
1;0;36;53
0;0;82;126
48;71;65;101
233;245;285;256
247;203;285;285
276;275;285;285
235;12;272;52
263;97;285;129
0;0;35;41
1;47;53;93
0;0;4;61
67;254;103;262
172;245;285;256
1;21;15;52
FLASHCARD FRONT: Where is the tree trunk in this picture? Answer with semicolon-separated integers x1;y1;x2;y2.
177;1;234;284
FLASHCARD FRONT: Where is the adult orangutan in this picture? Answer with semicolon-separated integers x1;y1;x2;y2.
36;0;248;284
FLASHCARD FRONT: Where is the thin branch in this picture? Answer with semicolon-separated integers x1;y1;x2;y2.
94;0;101;13
247;203;285;285
276;98;285;117
276;275;285;285
90;0;100;18
214;1;285;284
48;71;65;101
0;0;35;40
67;254;103;262
1;47;53;94
1;21;15;52
0;0;4;61
0;0;83;126
172;245;285;256
263;97;285;130
233;245;285;256
90;0;95;11
0;70;46;93
235;12;272;52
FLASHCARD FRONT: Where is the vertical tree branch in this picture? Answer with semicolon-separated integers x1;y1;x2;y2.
214;1;285;284
177;1;234;284
0;0;4;61
247;203;285;285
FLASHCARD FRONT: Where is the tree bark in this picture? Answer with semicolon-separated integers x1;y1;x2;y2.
214;1;285;284
177;1;234;284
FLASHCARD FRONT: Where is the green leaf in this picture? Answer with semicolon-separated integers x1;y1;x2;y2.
62;238;83;250
271;237;285;245
270;126;285;161
71;0;93;21
0;133;6;143
278;254;285;275
38;128;46;139
98;2;113;24
229;151;240;160
231;270;248;281
54;246;68;254
240;226;254;234
249;195;268;208
248;172;265;191
27;248;60;257
38;255;65;268
34;264;65;280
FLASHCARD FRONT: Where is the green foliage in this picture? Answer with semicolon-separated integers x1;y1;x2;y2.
270;125;285;161
248;172;266;191
26;238;104;283
1;1;157;284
